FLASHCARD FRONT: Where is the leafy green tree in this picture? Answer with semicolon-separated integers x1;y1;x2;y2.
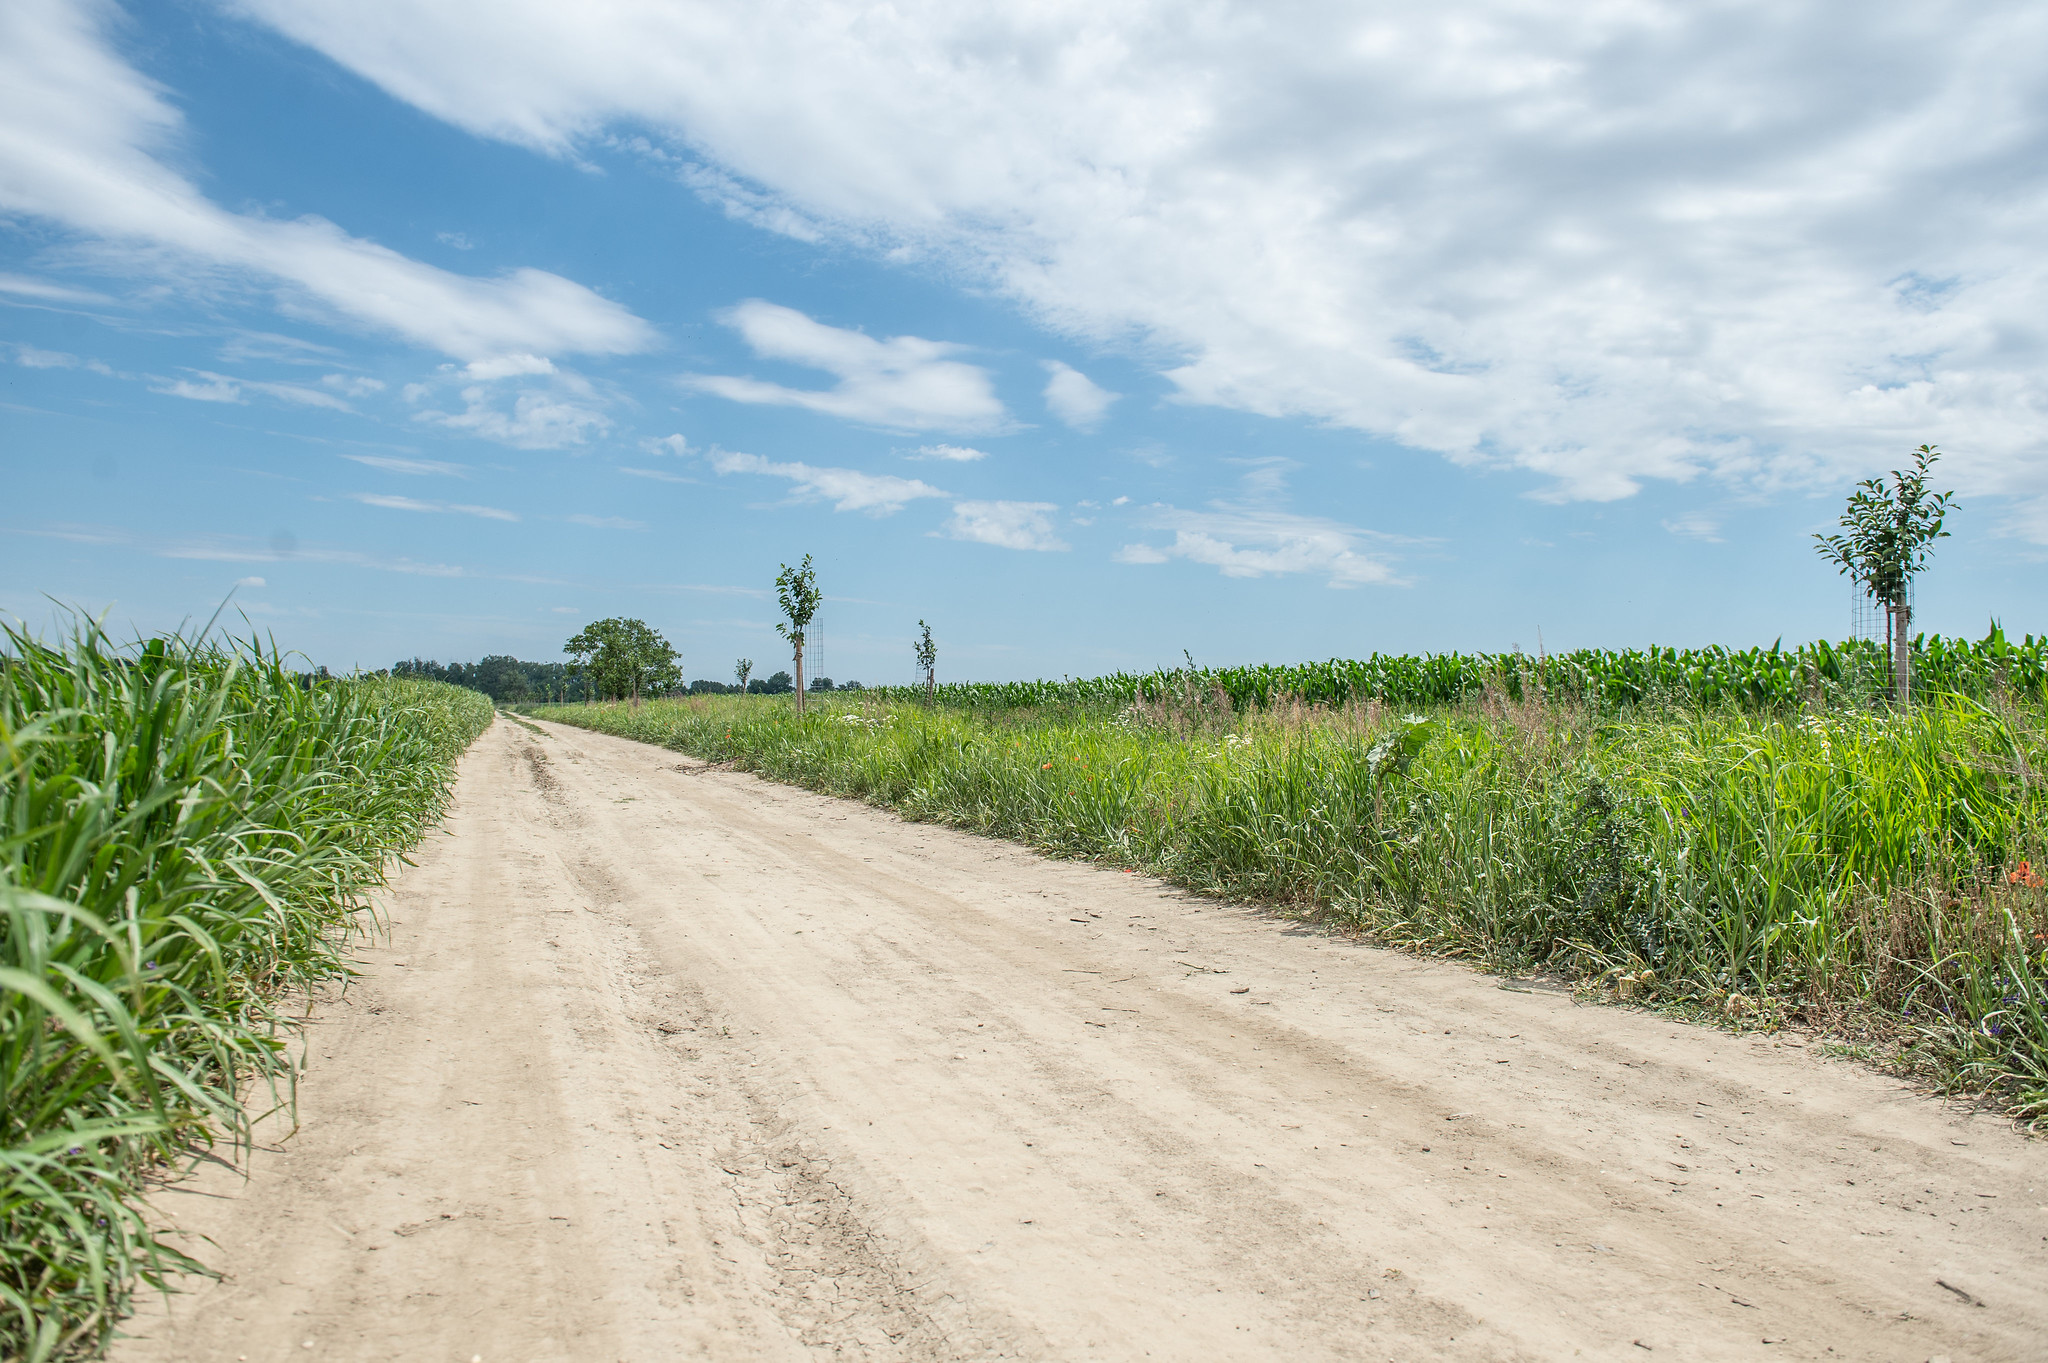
564;617;681;703
1814;444;1957;705
775;554;822;714
751;670;794;695
734;657;753;696
473;654;531;703
913;620;937;704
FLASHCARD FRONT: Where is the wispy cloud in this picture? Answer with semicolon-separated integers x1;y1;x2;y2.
12;523;475;578
684;301;1008;433
340;453;468;477
617;466;691;483
322;373;385;397
149;368;352;410
349;492;519;521
709;448;947;515
943;500;1068;552
1662;511;1724;543
0;271;111;304
909;443;989;462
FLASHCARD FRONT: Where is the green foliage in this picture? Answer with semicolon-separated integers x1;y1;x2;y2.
913;621;936;701
1814;444;1957;609
856;631;2046;714
0;620;491;1359
773;556;821;647
390;654;589;703
563;617;681;702
535;687;2048;1120
734;657;753;693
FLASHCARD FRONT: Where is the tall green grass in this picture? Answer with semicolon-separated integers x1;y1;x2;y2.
536;688;2048;1119
1;621;492;1361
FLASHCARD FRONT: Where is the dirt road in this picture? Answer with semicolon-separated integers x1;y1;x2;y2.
114;716;2045;1362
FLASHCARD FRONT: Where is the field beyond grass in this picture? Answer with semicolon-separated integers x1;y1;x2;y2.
2;624;492;1361
535;687;2048;1122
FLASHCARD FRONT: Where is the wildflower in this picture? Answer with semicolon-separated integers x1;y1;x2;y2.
2007;860;2044;889
1041;762;1053;769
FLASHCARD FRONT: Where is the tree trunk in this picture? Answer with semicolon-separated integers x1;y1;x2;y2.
794;638;806;715
1893;602;1912;707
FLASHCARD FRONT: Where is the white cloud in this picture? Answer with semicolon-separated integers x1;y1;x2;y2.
644;433;691;456
1041;361;1116;431
0;0;655;362
438;231;475;250
234;0;2048;506
683;300;1007;432
350;492;519;521
153;375;242;403
341;453;468;476
14;522;473;577
234;575;265;587
416;384;610;447
909;443;989;462
943;500;1068;552
15;345;78;368
1117;505;1402;588
149;368;351;410
0;270;110;303
322;373;386;396
567;513;648;530
1662;511;1725;543
617;466;691;483
709;448;947;515
464;352;555;380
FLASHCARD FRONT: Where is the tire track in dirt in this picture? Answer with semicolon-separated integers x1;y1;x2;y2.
113;717;2046;1362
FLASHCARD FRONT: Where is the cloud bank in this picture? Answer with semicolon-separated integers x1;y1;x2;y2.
232;0;2048;506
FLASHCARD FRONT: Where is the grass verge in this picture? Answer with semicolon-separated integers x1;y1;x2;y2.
532;689;2048;1123
2;621;492;1361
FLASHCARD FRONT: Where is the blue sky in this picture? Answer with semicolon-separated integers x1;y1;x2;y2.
3;0;2045;685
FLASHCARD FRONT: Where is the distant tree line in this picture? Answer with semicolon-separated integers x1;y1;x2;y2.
383;656;864;703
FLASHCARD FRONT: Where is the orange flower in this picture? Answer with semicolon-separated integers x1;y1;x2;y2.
2009;860;2045;889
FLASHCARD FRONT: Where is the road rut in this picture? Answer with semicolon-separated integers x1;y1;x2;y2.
113;716;2047;1362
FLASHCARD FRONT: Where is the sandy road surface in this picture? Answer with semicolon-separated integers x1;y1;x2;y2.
115;716;2045;1363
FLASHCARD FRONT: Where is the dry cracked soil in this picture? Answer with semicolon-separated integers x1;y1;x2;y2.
110;716;2047;1362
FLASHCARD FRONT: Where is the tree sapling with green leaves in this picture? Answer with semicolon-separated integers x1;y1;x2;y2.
734;657;753;697
914;619;937;704
775;555;822;714
1813;444;1957;705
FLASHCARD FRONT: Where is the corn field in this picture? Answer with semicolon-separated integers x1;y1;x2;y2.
861;630;2047;713
1;622;492;1361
